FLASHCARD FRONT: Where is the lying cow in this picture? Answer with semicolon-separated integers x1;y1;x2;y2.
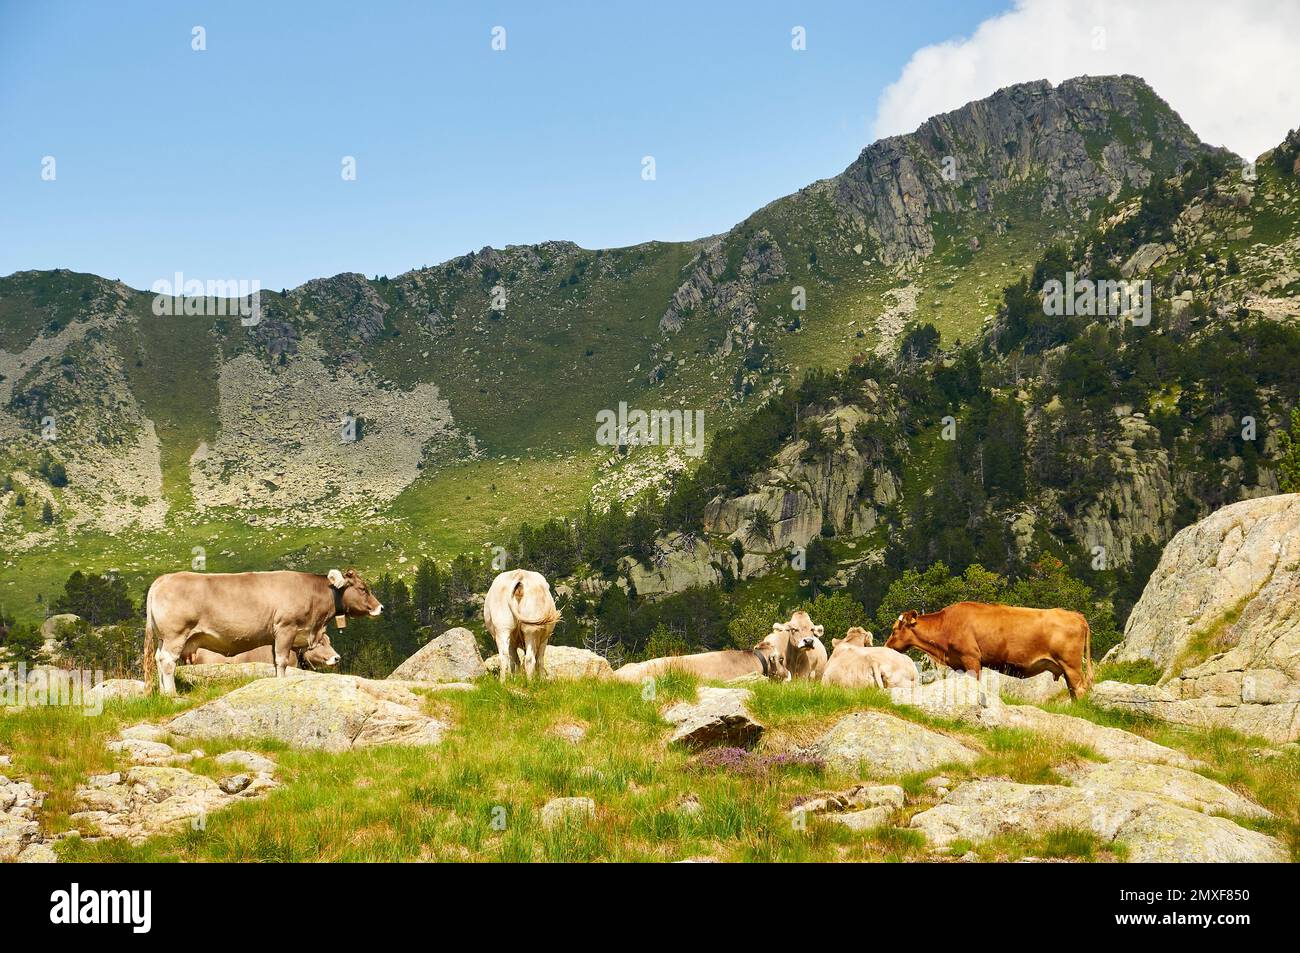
822;627;917;689
885;602;1093;699
612;642;788;683
778;611;828;681
145;568;381;694
186;633;341;669
484;569;560;682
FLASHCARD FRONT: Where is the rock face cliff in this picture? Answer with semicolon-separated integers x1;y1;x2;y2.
1095;494;1300;742
832;75;1202;266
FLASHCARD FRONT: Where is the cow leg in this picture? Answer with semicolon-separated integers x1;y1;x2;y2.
523;638;537;681
1062;664;1085;700
492;626;514;683
533;638;547;681
272;627;297;679
155;641;181;696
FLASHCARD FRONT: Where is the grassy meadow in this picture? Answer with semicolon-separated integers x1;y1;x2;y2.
2;673;1293;863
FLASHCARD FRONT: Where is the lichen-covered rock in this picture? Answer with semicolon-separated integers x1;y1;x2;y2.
0;774;45;862
483;645;613;680
910;780;1286;862
176;662;303;686
214;750;277;775
105;738;192;766
972;704;1201;769
541;797;595;829
119;723;172;743
389;627;485;683
809;711;979;776
70;765;276;843
164;673;447;752
17;842;58;863
663;687;763;750
1059;760;1272;820
826;807;893;830
87;679;149;703
792;783;905;817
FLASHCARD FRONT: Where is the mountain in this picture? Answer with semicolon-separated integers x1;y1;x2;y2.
0;74;1263;623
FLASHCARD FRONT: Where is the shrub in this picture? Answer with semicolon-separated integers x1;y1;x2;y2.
796;591;868;644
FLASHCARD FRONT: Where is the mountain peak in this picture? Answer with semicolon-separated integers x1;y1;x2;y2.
833;74;1206;265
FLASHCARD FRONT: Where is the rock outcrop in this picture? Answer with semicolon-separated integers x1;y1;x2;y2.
163;673;448;752
389;627;486;683
0;773;46;862
483;645;613;680
540;796;596;829
663;687;763;750
833;76;1202;266
1058;760;1272;820
1097;494;1300;742
702;393;902;557
71;764;277;844
910;780;1286;862
808;710;979;775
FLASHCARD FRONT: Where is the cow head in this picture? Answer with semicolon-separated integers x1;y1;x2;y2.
327;568;383;617
752;626;790;682
784;610;824;651
833;626;873;649
300;631;342;669
884;611;920;651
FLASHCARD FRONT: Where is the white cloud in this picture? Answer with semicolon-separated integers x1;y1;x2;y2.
873;0;1300;161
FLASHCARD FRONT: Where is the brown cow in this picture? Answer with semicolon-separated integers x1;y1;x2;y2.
144;569;380;694
885;602;1093;699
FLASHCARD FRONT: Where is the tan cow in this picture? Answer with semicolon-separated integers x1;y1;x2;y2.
612;643;788;683
144;569;381;694
886;602;1093;699
777;611;828;681
484;569;559;682
187;633;341;669
822;627;918;689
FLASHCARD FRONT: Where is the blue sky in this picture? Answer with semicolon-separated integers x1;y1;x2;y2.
0;0;1009;290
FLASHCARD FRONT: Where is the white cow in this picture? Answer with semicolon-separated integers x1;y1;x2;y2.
483;569;560;682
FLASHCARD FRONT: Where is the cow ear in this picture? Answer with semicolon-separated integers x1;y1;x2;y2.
813;624;824;637
866;631;875;645
327;569;345;588
831;637;843;648
904;610;918;625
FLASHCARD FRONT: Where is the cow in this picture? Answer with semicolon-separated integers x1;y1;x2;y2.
778;611;829;681
612;642;789;683
483;569;560;682
144;568;381;694
822;627;918;689
885;602;1093;699
186;633;341;670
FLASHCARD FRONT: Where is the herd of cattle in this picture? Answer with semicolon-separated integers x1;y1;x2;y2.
140;565;1095;700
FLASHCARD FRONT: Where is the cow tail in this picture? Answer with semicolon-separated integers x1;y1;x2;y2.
142;585;157;689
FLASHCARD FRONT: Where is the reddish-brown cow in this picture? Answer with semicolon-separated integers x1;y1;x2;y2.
885;602;1093;699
